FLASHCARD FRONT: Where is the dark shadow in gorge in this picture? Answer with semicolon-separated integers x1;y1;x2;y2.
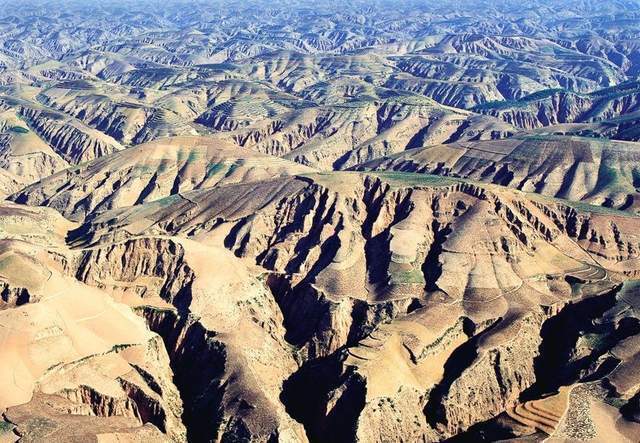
520;286;621;402
141;307;227;443
421;220;451;293
423;317;479;428
280;351;365;443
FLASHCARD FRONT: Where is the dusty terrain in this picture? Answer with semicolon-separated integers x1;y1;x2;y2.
0;1;640;442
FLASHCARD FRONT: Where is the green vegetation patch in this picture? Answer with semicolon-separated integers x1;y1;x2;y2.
473;88;570;111
390;267;425;285
9;126;29;134
516;134;609;146
153;193;183;208
157;159;171;174
206;162;226;178
111;343;135;352
134;164;155;177
176;148;186;163
580;332;611;351
187;149;201;164
529;191;637;217
593;162;622;194
133;304;176;315
370;171;459;188
520;88;568;102
589;80;640;99
604;396;627;409
563;198;627;216
417;319;464;359
224;163;239;178
0;254;17;272
0;420;13;434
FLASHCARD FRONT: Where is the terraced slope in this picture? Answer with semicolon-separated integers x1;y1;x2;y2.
36;79;203;144
356;135;640;213
11;135;315;220
506;387;570;434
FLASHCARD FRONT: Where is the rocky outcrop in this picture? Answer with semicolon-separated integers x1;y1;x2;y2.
48;171;638;441
74;237;196;307
65;233;308;442
429;313;546;436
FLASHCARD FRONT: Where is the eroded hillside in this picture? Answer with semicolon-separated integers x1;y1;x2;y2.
1;1;640;442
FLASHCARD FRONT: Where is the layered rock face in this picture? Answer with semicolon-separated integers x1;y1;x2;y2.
0;200;307;442
71;236;308;442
